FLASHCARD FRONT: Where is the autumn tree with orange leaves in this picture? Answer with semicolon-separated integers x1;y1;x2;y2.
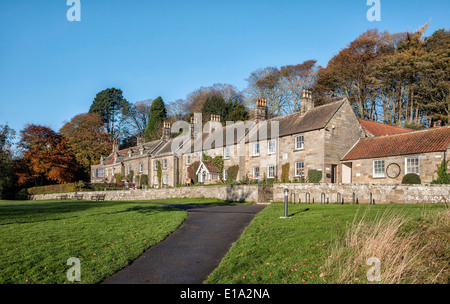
60;113;113;178
16;124;81;186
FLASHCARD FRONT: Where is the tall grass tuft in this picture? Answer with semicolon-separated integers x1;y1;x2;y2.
322;207;449;284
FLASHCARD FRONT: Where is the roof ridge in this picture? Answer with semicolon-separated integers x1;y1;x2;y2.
363;125;450;140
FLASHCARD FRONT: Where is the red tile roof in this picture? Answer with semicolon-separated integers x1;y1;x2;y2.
342;126;450;161
359;119;411;137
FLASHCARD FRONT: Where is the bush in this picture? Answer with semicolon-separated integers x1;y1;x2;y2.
226;165;239;184
28;183;78;195
15;188;29;200
308;170;322;183
140;174;149;188
281;163;290;183
431;160;449;184
402;173;421;184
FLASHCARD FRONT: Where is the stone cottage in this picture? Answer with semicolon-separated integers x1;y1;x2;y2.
91;92;450;187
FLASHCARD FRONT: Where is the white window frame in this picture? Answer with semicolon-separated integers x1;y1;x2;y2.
224;168;228;180
253;166;260;178
162;174;168;185
139;163;144;173
268;165;275;178
253;143;260;156
96;169;104;178
162;159;168;170
268;140;276;155
295;135;304;150
405;157;420;175
224;146;230;159
154;160;158;171
295;162;304;177
127;165;132;174
186;155;191;165
373;160;385;178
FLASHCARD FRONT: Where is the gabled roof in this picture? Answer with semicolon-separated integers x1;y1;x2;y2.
196;161;219;174
342;126;450;161
358;119;411;137
270;98;346;138
103;140;163;165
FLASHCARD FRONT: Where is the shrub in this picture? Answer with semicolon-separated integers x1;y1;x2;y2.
187;161;200;185
402;173;421;184
308;170;322;183
431;160;449;184
28;183;78;195
140;174;149;188
226;165;239;184
281;163;290;183
15;188;29;200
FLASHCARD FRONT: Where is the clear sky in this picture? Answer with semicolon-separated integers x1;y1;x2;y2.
1;0;449;136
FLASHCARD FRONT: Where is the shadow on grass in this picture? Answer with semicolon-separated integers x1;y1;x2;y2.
0;200;179;225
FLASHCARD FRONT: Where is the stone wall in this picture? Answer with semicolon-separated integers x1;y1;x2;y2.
273;183;450;205
30;185;270;204
30;183;448;205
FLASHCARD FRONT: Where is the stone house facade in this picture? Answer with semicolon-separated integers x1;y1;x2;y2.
341;126;450;184
91;93;450;187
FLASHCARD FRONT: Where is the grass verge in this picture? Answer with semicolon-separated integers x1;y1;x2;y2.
204;202;447;284
0;199;188;284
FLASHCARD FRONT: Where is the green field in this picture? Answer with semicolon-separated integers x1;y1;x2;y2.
0;199;191;284
205;202;448;284
1;199;447;284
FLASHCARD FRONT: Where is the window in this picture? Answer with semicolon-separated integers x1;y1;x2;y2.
295;135;304;150
224;147;230;159
295;162;304;177
112;168;115;176
139;163;144;173
186;155;191;165
128;165;132;174
105;169;108;177
163;174;168;185
163;159;168;170
268;165;275;178
406;157;419;174
154;160;158;171
153;175;158;185
373;160;385;178
268;140;276;155
253;143;260;156
96;169;104;178
253;166;260;178
224;169;228;180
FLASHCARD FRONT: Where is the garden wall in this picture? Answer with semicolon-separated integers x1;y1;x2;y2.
30;185;273;204
273;183;450;205
30;183;449;205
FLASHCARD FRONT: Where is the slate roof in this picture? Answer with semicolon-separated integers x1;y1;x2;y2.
103;140;163;165
341;126;450;161
359;119;411;137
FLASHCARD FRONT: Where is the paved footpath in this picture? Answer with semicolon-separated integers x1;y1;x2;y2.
102;204;266;284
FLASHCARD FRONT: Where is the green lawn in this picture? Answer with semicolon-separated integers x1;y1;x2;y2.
0;199;191;284
204;202;447;284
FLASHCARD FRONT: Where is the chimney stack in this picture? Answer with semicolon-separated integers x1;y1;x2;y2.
253;98;268;121
112;140;119;154
161;121;172;142
190;116;200;140
300;89;314;115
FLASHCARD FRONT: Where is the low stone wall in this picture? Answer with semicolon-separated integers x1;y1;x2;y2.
273;183;450;205
30;185;273;204
30;183;449;205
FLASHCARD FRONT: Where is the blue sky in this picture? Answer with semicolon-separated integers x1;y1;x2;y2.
0;0;449;136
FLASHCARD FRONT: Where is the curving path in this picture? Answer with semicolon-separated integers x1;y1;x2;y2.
102;203;266;284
